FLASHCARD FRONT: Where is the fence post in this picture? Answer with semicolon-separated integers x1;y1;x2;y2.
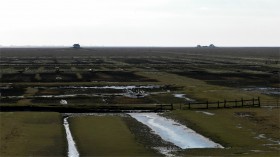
188;102;191;109
171;104;173;110
218;101;220;108
241;98;244;107
224;100;226;108
206;101;209;109
252;98;255;106
257;97;260;107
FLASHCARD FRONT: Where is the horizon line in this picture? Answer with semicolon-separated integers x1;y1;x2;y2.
0;45;279;48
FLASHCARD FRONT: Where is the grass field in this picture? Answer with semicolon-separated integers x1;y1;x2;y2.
69;115;161;156
138;71;273;102
0;112;66;156
165;108;280;156
0;47;279;156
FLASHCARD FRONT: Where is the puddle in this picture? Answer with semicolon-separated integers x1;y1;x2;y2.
63;117;79;157
63;113;129;117
173;94;195;102
128;113;223;149
124;89;147;98
59;85;162;90
236;124;242;129
173;94;185;98
255;134;266;139
196;111;215;116
153;147;178;157
243;87;280;96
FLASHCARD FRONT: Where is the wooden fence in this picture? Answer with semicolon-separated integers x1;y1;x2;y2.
185;97;261;109
155;104;174;111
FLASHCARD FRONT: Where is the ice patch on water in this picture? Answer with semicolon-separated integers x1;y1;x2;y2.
129;113;223;149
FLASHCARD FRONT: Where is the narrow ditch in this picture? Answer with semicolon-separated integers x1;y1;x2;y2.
62;112;224;157
129;113;224;149
63;117;79;157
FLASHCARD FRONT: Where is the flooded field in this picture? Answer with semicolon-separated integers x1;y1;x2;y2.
129;113;223;149
1;47;279;156
62;113;223;156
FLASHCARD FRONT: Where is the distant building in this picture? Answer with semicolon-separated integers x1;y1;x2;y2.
196;44;217;48
209;44;216;48
73;44;80;48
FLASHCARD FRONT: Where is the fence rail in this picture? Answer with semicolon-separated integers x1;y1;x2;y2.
185;97;261;109
155;104;174;111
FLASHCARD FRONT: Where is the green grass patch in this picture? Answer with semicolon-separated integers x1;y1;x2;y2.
0;112;66;156
69;116;159;156
138;72;273;102
164;108;280;156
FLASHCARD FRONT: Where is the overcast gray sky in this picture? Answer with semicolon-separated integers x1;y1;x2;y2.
0;0;279;47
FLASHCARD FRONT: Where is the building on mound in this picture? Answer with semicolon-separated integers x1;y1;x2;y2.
209;44;216;48
196;44;216;48
73;44;80;48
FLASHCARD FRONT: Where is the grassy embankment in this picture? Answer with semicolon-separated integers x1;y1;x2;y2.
138;71;273;102
0;112;66;156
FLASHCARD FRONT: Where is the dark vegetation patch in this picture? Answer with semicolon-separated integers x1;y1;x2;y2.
34;85;182;95
63;88;123;94
39;73;78;82
0;87;26;96
35;88;65;95
114;58;167;64
104;96;155;104
173;71;279;88
2;71;157;83
149;94;186;104
0;74;36;82
31;96;104;105
81;71;157;82
0;98;19;103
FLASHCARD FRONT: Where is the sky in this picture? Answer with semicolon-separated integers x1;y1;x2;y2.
0;0;279;47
